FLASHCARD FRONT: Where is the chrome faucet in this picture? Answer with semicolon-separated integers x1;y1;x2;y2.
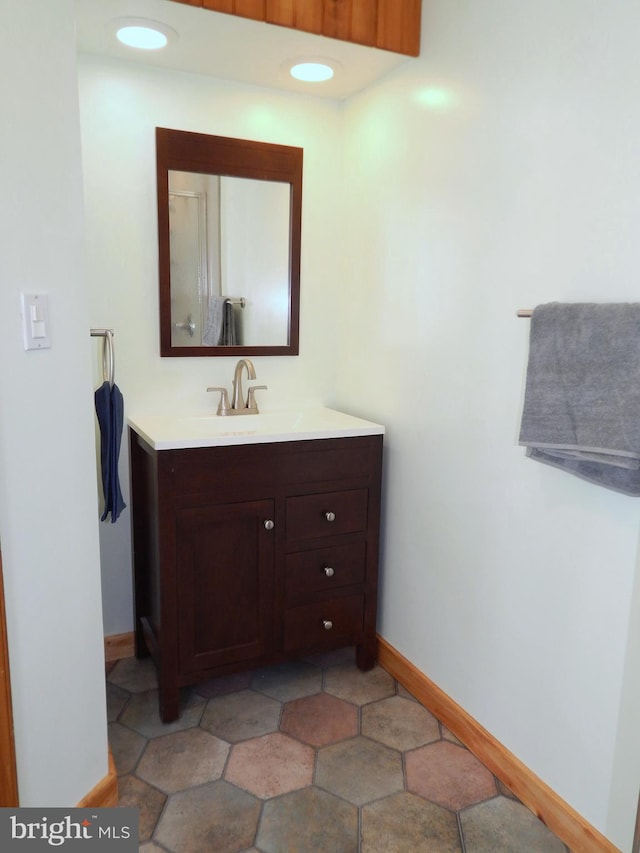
207;359;267;416
231;358;255;409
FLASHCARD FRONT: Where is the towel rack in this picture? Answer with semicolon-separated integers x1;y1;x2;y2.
174;299;246;337
91;328;115;387
517;310;533;317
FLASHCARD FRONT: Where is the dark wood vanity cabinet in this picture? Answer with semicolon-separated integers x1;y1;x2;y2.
129;430;383;721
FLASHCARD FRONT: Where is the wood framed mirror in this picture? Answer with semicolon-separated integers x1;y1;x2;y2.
156;127;302;356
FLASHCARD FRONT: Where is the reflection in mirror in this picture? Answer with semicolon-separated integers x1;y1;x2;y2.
169;171;290;348
157;128;302;357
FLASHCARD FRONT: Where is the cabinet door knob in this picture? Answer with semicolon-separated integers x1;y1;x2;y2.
323;619;333;631
325;511;336;522
264;519;275;530
324;566;334;577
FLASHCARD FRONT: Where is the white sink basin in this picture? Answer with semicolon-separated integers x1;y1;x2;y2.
127;407;384;450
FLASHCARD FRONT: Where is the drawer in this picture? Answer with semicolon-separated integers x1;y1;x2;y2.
285;542;366;604
283;595;364;653
286;489;368;542
169;443;277;499
278;438;374;485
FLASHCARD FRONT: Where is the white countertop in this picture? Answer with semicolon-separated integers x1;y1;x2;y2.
127;407;385;450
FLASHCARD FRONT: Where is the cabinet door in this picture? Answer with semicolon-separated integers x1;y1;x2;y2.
177;499;274;673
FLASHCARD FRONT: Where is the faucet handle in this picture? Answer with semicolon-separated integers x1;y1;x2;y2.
207;386;231;416
246;385;267;413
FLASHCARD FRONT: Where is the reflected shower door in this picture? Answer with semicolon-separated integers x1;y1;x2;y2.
169;190;207;347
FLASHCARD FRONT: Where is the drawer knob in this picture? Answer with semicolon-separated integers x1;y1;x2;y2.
324;566;335;578
264;519;275;530
323;619;333;631
325;511;336;522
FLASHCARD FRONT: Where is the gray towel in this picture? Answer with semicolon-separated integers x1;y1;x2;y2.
519;302;640;495
202;295;227;345
202;296;238;346
220;300;237;346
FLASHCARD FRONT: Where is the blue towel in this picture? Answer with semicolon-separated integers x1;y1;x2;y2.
95;381;126;522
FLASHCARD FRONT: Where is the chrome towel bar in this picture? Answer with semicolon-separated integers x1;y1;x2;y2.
90;328;115;387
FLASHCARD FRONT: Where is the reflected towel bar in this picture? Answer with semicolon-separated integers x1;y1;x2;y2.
90;328;115;386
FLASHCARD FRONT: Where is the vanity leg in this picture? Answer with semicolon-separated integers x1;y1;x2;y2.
134;623;149;659
356;640;376;671
159;681;180;723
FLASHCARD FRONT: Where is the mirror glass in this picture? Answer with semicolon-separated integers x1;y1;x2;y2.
157;128;302;356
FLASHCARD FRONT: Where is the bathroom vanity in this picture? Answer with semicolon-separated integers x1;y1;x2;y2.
128;408;384;721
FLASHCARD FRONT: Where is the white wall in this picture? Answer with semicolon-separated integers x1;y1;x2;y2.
0;0;107;805
337;1;640;850
77;55;345;635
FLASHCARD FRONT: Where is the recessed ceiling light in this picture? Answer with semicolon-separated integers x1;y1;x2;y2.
117;26;167;49
111;17;177;51
287;58;340;83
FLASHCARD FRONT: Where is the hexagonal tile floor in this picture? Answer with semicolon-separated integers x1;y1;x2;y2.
107;648;569;852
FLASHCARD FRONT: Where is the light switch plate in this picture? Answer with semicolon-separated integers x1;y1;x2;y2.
21;293;51;350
